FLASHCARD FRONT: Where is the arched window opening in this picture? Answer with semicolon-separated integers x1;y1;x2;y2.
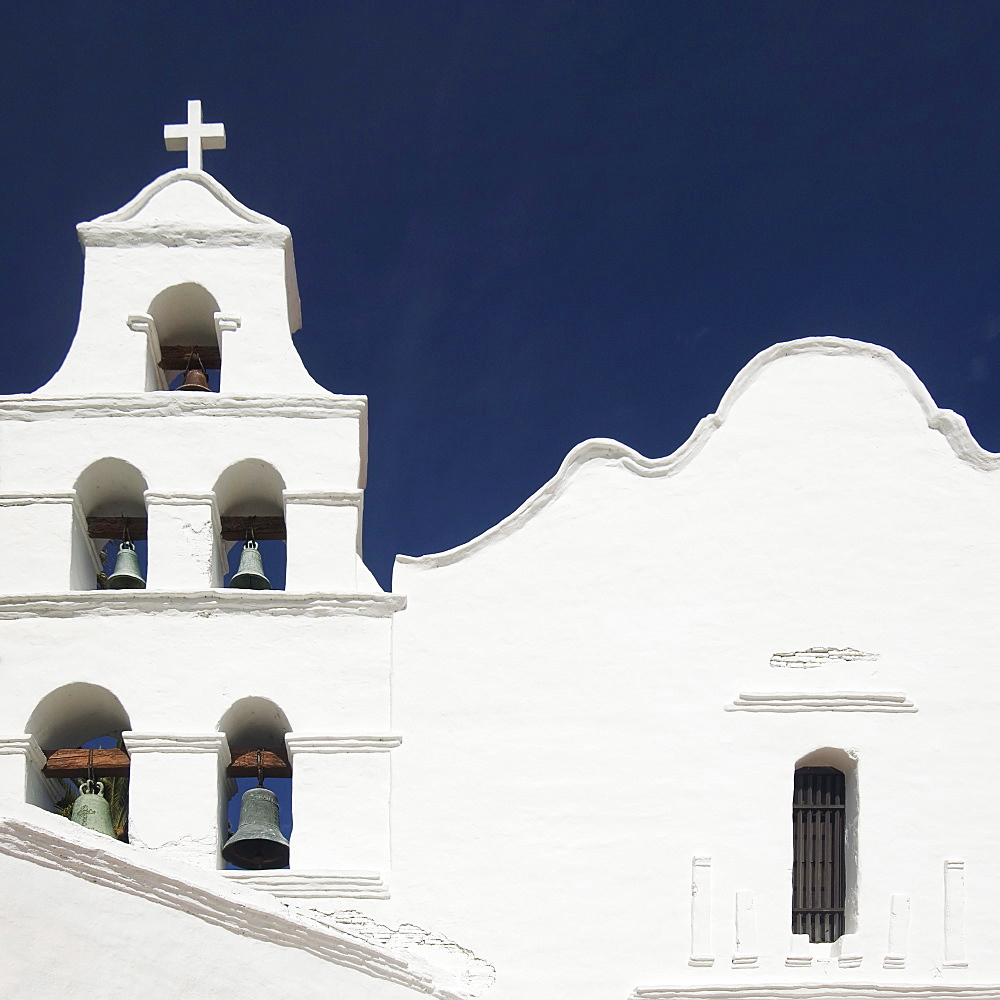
219;698;292;870
73;459;148;591
26;683;131;841
148;283;221;392
792;749;858;943
214;460;286;591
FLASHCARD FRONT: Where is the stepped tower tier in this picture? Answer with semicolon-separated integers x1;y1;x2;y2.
0;104;401;902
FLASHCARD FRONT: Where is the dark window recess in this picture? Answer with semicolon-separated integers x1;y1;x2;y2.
792;766;846;943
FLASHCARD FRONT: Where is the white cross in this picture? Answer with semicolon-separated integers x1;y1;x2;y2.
163;100;226;171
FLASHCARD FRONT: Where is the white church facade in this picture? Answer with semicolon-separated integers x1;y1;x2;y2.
0;104;995;1000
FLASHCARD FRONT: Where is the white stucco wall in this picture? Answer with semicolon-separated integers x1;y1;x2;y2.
385;340;1000;998
4;148;996;1000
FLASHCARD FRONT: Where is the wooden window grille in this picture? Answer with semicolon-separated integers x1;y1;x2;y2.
792;766;846;943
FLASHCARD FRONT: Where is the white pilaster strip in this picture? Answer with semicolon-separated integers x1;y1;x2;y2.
688;856;714;967
943;859;968;968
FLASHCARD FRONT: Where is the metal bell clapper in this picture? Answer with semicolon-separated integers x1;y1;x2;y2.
70;780;116;837
222;752;289;869
106;540;146;590
229;539;271;590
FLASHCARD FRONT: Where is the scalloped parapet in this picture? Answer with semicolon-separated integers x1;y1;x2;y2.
395;337;999;572
37;169;323;396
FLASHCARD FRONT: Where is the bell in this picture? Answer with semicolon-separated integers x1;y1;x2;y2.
106;541;146;590
222;786;289;870
229;539;271;590
70;780;116;837
177;368;210;391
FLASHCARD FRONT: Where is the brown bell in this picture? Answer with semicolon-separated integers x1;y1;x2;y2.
177;368;211;391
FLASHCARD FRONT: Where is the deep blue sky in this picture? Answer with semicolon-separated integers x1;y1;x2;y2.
3;2;1000;588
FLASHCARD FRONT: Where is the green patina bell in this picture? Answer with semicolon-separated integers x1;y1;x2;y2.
222;786;289;870
70;780;116;837
229;539;271;590
106;541;146;590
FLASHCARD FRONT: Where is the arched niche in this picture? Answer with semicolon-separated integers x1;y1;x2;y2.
148;282;221;391
25;683;132;827
72;458;148;590
214;459;287;589
218;696;292;748
218;697;293;869
27;682;132;754
792;747;859;940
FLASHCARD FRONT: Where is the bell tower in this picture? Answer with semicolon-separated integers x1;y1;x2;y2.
0;102;402;906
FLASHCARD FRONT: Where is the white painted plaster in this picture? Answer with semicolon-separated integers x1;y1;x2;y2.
389;338;1000;996
5;134;1000;1000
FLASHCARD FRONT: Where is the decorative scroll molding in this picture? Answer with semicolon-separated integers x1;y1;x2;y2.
0;806;462;1000
285;735;402;755
398;337;1000;571
732;890;758;968
127;313;161;366
688;856;714;968
885;893;910;969
726;691;916;713
214;312;241;336
221;869;388;900
770;647;878;669
123;733;229;757
284;490;364;507
0;735;46;771
632;988;1000;1000
0;591;405;620
0;394;366;422
943;859;968;968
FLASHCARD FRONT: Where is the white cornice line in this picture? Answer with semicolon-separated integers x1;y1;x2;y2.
397;337;997;572
0;806;463;1000
632;988;999;1000
123;732;229;754
726;691;917;713
285;734;403;754
0;394;366;421
284;490;364;507
0;735;46;770
0;591;406;619
221;869;389;900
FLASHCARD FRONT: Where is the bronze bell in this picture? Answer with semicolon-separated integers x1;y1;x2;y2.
70;779;116;837
106;540;146;589
222;785;289;870
229;539;271;590
177;368;210;391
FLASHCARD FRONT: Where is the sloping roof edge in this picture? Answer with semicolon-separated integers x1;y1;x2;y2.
0;803;466;1000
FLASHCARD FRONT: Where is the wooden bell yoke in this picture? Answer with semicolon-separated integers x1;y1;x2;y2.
42;747;291;778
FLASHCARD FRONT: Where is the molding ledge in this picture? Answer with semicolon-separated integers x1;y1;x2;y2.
221;869;389;900
0;804;461;999
726;691;917;713
0;591;406;620
285;734;402;755
0;734;46;770
397;337;1000;572
0;393;366;421
632;989;997;1000
124;733;229;756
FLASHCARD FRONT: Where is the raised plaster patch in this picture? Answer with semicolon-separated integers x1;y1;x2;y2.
726;692;916;713
322;909;496;998
770;647;878;668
